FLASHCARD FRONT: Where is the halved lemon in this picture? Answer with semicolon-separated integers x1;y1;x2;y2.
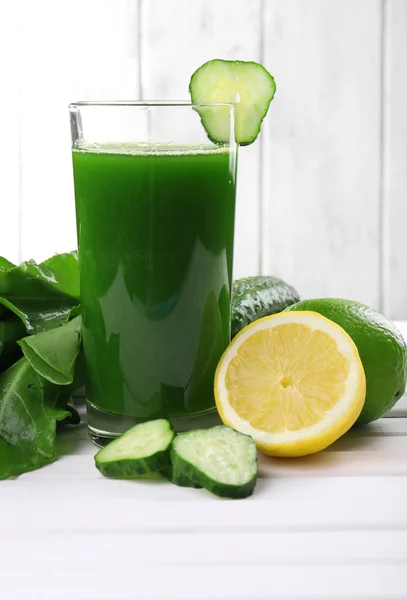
215;311;366;457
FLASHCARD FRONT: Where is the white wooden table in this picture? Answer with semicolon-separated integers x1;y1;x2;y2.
2;325;407;600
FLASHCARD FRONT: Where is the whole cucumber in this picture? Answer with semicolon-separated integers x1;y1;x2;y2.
231;276;300;338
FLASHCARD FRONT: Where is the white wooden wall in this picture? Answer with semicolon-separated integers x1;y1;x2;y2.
1;0;407;319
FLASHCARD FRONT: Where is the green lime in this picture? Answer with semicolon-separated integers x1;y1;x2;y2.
285;298;407;424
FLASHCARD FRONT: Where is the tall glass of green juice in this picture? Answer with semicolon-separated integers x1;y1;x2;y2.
69;102;237;444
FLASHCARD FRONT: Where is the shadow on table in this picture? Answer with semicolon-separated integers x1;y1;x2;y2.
321;422;385;452
56;420;90;457
257;423;386;478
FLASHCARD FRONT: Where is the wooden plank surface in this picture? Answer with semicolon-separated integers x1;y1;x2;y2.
2;530;407;565
17;0;141;262
0;5;21;264
141;0;263;279
2;408;407;598
1;562;406;600
382;0;407;319
262;0;382;308
3;469;407;532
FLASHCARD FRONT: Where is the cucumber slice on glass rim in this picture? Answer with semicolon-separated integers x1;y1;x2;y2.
189;59;276;145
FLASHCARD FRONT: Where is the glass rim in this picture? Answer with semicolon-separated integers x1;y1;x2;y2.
69;101;234;109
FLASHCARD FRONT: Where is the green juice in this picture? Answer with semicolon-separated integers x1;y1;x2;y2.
72;146;236;420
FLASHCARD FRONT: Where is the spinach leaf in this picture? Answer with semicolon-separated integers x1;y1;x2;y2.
0;257;15;269
0;252;80;333
0;251;84;479
40;251;80;298
18;316;82;385
0;317;26;373
0;358;73;479
67;305;81;319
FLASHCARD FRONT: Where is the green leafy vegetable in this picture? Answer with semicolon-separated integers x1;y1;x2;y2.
0;358;73;479
0;251;84;479
0;257;15;269
0;316;26;373
18;316;82;385
39;251;80;298
0;252;80;333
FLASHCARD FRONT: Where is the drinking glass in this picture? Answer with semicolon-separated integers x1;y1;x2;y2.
69;102;237;444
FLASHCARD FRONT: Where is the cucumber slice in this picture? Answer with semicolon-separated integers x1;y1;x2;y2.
163;465;202;489
170;425;257;499
95;419;175;479
189;59;276;145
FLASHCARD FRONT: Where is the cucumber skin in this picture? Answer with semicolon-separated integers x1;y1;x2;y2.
95;448;173;479
163;465;202;489
170;434;257;499
232;276;300;339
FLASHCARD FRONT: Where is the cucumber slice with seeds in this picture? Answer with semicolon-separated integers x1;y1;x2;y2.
95;419;174;479
170;426;257;499
189;59;276;145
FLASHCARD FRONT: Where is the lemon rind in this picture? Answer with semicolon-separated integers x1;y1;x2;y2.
215;311;366;456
